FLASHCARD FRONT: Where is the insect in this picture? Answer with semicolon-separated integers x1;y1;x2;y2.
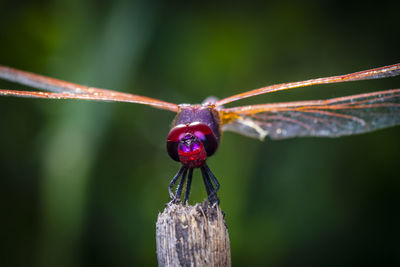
1;63;399;205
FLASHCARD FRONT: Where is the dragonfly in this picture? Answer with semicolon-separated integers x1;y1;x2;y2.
0;63;399;205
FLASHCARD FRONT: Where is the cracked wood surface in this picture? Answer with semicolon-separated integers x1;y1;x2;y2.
156;202;231;267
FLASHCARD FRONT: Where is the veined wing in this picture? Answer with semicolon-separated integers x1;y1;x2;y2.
0;65;179;112
216;63;400;106
219;88;400;140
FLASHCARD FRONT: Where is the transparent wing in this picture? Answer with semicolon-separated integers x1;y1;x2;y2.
219;88;400;140
0;65;179;112
216;63;400;106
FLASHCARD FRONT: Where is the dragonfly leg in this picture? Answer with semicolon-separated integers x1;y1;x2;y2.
200;166;212;196
204;164;220;192
201;165;219;205
168;166;187;200
174;167;188;203
183;168;194;205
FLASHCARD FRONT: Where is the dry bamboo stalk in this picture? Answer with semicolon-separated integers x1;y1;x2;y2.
156;202;231;267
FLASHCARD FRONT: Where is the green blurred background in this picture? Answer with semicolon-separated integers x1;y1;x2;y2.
1;0;399;266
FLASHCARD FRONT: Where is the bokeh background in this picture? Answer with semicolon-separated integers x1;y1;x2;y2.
1;1;399;266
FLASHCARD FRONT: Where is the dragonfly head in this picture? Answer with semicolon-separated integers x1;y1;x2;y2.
176;133;207;167
167;122;219;168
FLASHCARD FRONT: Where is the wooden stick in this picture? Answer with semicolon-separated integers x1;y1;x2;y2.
156;201;231;267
